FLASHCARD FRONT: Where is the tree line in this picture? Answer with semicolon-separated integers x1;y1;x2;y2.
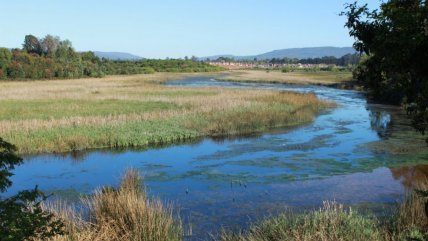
0;34;223;80
211;53;360;66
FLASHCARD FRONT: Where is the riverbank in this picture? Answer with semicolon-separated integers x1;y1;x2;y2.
218;70;362;90
0;73;333;154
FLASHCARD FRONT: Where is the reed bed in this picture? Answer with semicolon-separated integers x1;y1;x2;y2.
0;73;333;154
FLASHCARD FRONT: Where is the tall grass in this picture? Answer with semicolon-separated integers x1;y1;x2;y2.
217;70;353;86
0;73;333;154
218;202;383;241
384;181;428;240
218;191;428;241
43;170;182;241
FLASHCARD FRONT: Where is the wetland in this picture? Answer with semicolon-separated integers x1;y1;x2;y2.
5;74;428;240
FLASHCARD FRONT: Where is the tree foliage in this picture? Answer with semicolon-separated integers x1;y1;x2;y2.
23;35;42;55
0;138;64;240
343;0;428;140
214;54;360;67
0;34;223;81
0;139;22;192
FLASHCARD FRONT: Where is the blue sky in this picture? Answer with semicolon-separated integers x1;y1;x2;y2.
0;0;380;58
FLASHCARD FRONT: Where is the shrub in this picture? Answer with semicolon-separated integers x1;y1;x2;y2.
0;138;64;240
142;67;156;74
7;61;25;79
281;66;294;73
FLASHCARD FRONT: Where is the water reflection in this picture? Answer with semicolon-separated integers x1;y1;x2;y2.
390;165;428;188
370;110;391;137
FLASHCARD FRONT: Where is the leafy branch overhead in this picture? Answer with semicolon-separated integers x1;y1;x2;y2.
0;138;22;192
0;138;64;240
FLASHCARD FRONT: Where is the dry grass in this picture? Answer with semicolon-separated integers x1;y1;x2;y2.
218;201;383;241
384;180;428;240
218;70;353;86
42;170;182;241
0;72;333;154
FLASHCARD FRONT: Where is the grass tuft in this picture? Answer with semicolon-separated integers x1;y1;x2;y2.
218;201;382;241
42;169;182;241
218;192;428;241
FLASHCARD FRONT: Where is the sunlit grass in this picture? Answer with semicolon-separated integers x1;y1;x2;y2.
42;170;182;241
219;70;353;85
0;99;177;121
218;202;383;241
0;73;333;153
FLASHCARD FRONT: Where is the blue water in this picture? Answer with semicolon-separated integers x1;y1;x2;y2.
6;76;428;239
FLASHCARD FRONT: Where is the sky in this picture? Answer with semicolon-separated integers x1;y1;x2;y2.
0;0;380;59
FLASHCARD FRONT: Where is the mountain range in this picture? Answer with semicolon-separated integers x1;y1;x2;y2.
93;51;143;60
93;47;356;61
200;47;356;60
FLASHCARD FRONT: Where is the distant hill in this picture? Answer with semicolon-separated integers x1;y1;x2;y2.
201;47;356;60
94;51;143;60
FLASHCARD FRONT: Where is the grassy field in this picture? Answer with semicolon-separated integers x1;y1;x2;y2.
0;72;332;154
218;70;355;87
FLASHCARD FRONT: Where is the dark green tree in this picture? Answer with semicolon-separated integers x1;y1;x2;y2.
343;0;428;141
23;35;42;55
0;48;12;69
0;138;64;240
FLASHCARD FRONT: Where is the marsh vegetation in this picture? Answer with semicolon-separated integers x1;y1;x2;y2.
218;70;354;87
0;73;332;154
1;0;427;240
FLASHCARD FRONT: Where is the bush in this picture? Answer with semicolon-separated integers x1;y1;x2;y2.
7;61;25;79
142;67;156;74
0;138;64;240
281;66;294;73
